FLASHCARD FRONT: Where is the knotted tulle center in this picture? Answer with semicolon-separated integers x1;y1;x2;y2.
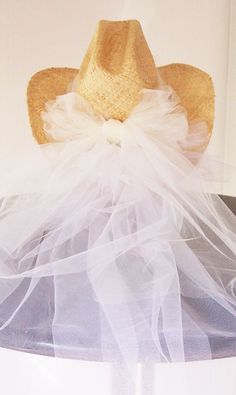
101;119;125;144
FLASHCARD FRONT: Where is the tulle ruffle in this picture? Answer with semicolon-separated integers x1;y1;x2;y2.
0;86;236;389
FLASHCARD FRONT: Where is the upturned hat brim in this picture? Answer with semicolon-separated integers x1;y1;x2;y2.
27;63;214;152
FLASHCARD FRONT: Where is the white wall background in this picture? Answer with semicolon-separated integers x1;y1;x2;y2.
0;347;236;395
224;0;236;195
0;0;235;194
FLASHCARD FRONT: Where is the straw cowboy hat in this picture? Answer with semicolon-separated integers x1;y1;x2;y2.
27;19;215;150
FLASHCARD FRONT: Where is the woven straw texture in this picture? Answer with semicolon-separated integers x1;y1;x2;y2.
73;20;159;121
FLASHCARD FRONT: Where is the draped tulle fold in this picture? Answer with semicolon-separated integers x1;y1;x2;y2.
0;86;236;390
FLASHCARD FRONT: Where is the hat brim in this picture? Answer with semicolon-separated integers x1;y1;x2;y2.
27;63;215;152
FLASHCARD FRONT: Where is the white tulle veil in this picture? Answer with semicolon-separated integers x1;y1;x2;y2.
0;82;236;393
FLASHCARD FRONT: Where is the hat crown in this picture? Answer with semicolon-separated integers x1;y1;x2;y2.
73;20;159;120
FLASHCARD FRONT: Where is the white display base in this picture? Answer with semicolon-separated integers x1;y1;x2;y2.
0;347;235;395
